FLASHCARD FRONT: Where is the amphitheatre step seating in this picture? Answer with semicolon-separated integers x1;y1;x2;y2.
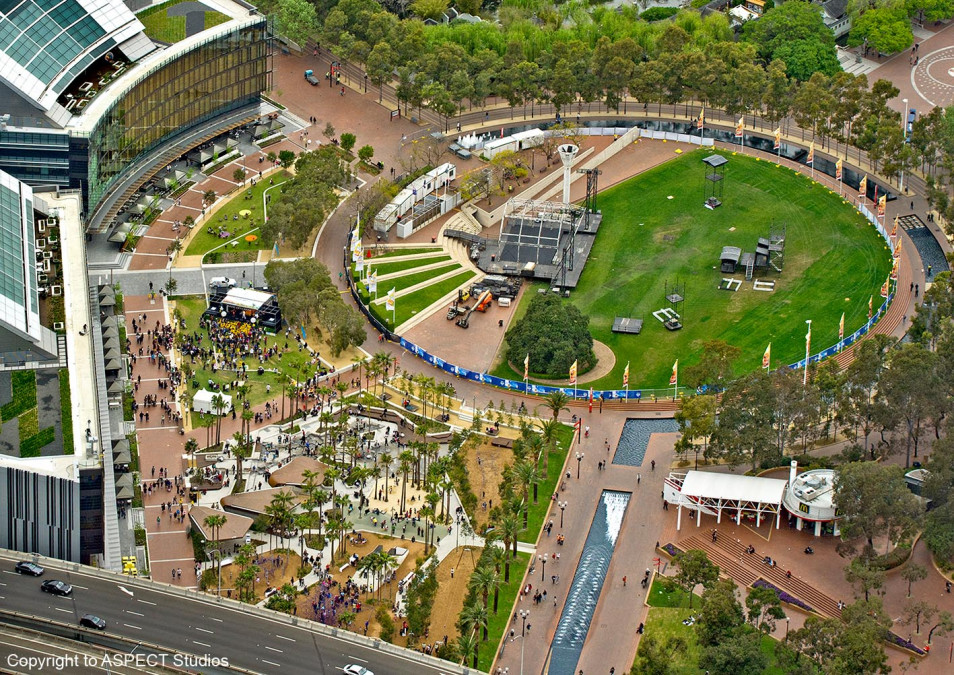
753;280;775;292
710;535;841;618
374;259;459;282
369;250;447;264
393;272;484;334
372;266;472;304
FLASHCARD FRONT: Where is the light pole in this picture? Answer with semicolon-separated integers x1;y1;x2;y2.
803;319;812;386
558;500;567;528
539;554;547;580
900;98;908;194
576;452;584;479
785;616;790;638
511;634;526;675
520;609;529;636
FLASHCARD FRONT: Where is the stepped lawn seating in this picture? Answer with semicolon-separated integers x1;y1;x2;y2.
719;278;742;291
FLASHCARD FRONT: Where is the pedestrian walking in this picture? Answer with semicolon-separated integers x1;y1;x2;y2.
651;460;656;471
622;576;627;586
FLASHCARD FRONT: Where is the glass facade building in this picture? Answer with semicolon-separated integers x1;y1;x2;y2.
85;18;269;217
0;169;37;342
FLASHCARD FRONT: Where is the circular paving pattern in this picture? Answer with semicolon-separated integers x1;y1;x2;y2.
912;46;954;107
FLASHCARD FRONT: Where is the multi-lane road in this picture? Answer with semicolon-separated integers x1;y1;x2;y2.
0;552;463;675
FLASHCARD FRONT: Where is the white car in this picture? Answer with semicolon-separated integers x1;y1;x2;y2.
342;666;373;675
208;277;236;289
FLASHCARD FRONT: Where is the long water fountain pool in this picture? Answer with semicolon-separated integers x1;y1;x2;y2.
613;418;679;466
549;490;631;675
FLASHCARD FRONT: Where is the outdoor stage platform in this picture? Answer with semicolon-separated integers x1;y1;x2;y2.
458;199;603;290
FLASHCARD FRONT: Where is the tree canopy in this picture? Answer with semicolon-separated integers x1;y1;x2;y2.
504;294;595;378
742;2;840;80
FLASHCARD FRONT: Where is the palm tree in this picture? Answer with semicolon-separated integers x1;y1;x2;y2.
378;550;398;599
203;513;227;582
265;490;295;551
487;545;509;602
211;393;226;445
379;452;393;499
543;391;570;421
538;418;561;474
470;564;496;611
185;437;199;456
324;466;342;504
512;461;540;526
232;431;252;484
398;449;414;513
456;631;479;668
500;512;521;570
461;600;489;642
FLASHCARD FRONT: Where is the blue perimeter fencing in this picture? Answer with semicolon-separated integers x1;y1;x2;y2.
348;178;897;400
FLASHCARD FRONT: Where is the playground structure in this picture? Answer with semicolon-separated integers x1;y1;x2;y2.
719;227;786;282
703;154;728;209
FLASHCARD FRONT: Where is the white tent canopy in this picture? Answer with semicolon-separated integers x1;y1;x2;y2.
664;470;788;531
193;390;232;415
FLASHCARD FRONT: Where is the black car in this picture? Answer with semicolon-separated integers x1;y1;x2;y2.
15;561;44;576
41;580;72;596
80;614;106;630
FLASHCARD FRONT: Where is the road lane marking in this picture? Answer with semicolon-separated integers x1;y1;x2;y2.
209;617;223;622
118;585;134;596
138;599;157;605
125;610;144;616
195;627;214;634
347;656;369;662
193;640;211;648
264;646;283;653
275;635;295;642
71;584;89;590
124;623;142;630
261;659;281;667
54;608;72;613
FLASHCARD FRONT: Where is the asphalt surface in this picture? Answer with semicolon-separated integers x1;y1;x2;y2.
0;553;455;675
101;265;269;297
0;630;157;674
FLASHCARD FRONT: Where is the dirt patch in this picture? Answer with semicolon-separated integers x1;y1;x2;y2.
528;340;617;385
429;546;483;647
294;532;427;644
464;438;510;528
219;549;304;601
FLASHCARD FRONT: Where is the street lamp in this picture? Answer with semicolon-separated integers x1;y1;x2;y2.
900;98;909;194
576;452;584;479
558;500;567;528
785;616;790;638
520;609;529;636
510;634;526;675
539;554;547;580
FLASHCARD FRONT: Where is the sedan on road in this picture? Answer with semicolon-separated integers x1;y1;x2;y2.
343;666;374;675
80;614;106;630
14;561;44;576
40;580;72;596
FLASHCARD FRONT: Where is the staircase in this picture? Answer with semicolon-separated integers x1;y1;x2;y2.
679;533;842;618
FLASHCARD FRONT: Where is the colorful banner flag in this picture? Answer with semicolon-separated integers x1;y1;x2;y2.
894;237;902;259
350;227;360;251
569;360;578;386
868;295;873;319
369;270;377;294
353;240;363;262
524;354;529;380
891;216;898;239
735;117;744;139
806;142;814;165
839;313;845;342
623;361;630;387
882;277;890;297
835;158;843;181
859;175;867;198
386;288;396;312
877;194;887;217
773;127;781;151
890;259;898;280
301;325;307;340
669;360;678;386
762;343;771;370
697;108;705;130
355;257;364;273
589;387;594;403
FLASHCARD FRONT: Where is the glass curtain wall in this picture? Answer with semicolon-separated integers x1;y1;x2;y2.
86;19;269;214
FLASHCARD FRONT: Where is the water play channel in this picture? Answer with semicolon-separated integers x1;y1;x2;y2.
549;490;631;674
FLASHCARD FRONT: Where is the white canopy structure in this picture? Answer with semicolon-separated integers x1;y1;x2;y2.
663;470;788;531
192;389;232;415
